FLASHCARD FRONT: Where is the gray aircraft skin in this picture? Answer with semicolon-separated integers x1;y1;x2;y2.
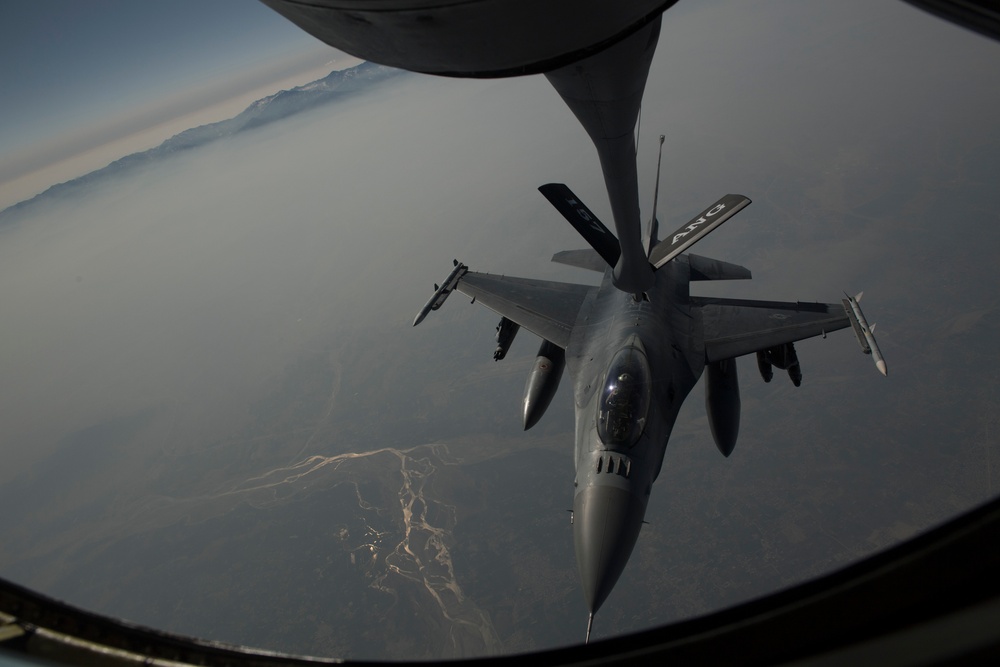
415;182;885;640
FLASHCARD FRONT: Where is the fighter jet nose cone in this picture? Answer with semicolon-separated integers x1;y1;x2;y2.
573;483;647;613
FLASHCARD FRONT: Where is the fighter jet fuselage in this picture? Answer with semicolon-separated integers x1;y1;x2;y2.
566;257;703;615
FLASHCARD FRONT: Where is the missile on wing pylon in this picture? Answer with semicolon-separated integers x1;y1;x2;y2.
412;260;468;326
494;317;520;361
843;291;888;377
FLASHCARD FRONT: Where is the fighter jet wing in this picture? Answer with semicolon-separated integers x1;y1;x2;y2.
455;272;594;348
692;296;850;363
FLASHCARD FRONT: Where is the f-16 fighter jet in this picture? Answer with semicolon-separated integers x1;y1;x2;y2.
414;173;886;642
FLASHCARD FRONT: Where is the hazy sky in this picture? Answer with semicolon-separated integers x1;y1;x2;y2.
0;0;338;208
1;0;1000;659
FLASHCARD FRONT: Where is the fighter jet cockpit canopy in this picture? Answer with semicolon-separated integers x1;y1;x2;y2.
597;338;652;448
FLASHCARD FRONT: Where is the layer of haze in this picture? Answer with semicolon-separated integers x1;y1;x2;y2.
0;0;335;210
1;0;999;660
0;68;589;480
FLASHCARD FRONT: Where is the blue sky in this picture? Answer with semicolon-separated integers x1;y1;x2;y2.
1;1;332;196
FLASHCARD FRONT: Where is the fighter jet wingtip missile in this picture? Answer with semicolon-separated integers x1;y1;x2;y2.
843;292;887;377
412;261;468;326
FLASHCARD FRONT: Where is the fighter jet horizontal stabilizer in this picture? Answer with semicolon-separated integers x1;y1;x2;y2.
688;254;752;281
842;292;888;376
551;248;608;273
649;194;751;269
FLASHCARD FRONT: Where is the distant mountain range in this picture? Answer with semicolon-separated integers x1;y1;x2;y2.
0;61;408;222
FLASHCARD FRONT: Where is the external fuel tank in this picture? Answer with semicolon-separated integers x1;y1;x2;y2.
705;358;740;457
522;340;565;430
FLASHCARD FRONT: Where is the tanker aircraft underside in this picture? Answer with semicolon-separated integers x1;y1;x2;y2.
414;175;887;642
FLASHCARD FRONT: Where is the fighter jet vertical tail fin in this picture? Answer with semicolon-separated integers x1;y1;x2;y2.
646;134;665;257
539;184;621;269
